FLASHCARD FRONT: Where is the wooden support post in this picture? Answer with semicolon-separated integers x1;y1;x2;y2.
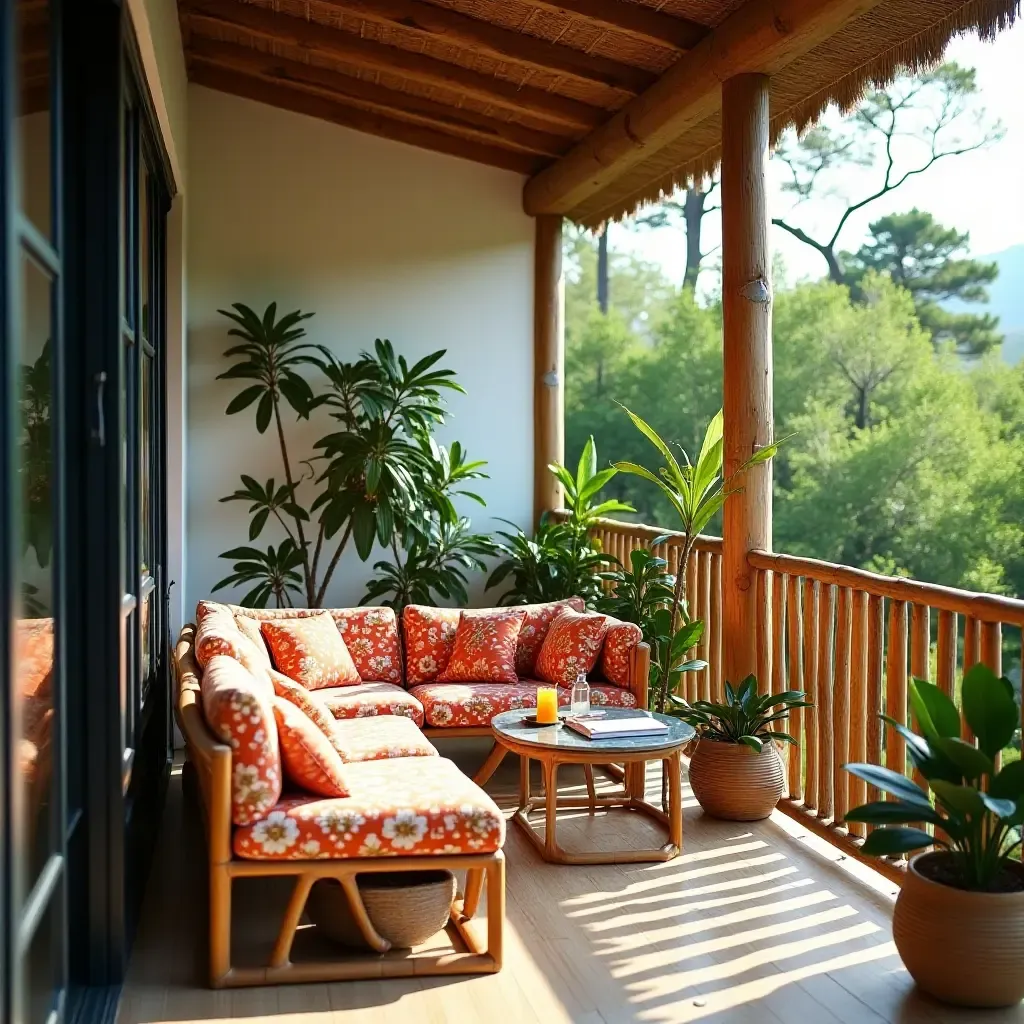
533;214;565;527
722;73;772;684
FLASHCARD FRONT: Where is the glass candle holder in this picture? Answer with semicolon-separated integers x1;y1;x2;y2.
536;686;559;724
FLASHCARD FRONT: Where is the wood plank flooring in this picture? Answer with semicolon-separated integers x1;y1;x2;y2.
117;738;1024;1024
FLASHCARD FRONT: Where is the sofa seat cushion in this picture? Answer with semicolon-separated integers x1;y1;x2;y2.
317;682;424;727
585;683;639;709
233;756;504;860
410;682;569;728
333;716;438;763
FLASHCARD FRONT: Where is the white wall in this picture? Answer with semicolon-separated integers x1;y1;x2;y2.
185;87;535;614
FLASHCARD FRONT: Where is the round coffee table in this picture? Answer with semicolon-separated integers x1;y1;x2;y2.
488;708;695;865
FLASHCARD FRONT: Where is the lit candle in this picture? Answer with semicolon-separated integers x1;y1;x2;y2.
536;686;559;724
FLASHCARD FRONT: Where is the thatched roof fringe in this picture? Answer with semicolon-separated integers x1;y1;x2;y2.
580;0;1019;231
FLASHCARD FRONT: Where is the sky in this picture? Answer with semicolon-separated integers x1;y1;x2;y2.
611;20;1024;290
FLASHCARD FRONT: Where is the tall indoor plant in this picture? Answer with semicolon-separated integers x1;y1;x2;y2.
844;665;1024;1007
212;302;492;608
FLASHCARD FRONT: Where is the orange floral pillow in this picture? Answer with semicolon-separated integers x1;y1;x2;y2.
436;611;526;684
514;598;586;677
272;697;350;798
600;619;644;686
261;612;361;690
269;669;345;758
194;603;269;677
402;605;462;684
535;609;609;687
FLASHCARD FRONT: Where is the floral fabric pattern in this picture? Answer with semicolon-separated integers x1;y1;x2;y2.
233;615;273;669
233;756;504;860
200;655;281;826
535;609;609;687
436;610;526;684
316;683;425;726
272;697;350;798
261;612;361;690
329;608;403;683
585;683;638;709
513;598;586;677
402;606;461;684
194;603;269;677
333;716;438;762
410;682;570;728
269;669;345;757
600;619;644;687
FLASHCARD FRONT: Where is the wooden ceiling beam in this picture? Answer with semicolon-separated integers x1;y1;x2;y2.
512;0;708;51
189;37;569;156
308;0;655;93
182;0;604;132
189;63;548;174
523;0;885;216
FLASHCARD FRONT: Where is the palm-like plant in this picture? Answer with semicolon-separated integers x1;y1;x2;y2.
615;408;782;713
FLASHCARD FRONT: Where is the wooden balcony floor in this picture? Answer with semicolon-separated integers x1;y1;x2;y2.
118;739;1024;1024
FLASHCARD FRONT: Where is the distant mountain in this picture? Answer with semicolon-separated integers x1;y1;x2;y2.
944;244;1024;364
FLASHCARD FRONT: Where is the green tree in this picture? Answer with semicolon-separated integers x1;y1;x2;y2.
845;209;1001;356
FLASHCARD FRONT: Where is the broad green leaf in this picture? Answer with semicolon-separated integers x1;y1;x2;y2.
844;763;931;806
933;737;993;781
255;392;273;434
990;760;1024;801
845;800;945;827
930;779;984;817
961;663;1018;759
739;735;763;753
909;679;961;741
576;436;597;491
859;827;934;857
226;384;265;415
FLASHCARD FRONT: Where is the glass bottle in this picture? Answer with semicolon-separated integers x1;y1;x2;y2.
570;673;591;716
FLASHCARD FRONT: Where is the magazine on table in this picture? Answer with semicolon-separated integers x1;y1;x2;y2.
565;709;668;740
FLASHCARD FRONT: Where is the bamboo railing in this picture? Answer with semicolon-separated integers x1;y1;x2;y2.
549;513;724;704
557;511;1024;881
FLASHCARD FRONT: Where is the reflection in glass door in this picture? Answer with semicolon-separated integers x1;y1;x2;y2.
5;0;71;1021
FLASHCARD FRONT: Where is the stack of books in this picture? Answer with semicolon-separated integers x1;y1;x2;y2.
565;711;668;740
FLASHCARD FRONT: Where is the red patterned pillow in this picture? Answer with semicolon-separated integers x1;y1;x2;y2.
535;609;609;687
272;697;349;798
402;606;461;684
514;598;586;677
329;607;403;683
600;619;644;686
437;610;527;684
261;612;361;690
269;669;345;758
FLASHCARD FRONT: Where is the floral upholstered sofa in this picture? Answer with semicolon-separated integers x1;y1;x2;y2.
194;597;650;736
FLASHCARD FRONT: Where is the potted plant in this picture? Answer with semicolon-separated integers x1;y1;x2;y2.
844;665;1024;1008
674;676;811;820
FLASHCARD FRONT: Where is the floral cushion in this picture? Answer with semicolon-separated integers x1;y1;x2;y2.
436;610;526;684
317;682;425;727
261;612;361;690
233;756;505;860
272;697;350;798
600;619;644;687
200;655;281;826
535;609;609;687
194;603;269;677
333;716;438;762
586;683;639;708
402;606;461;684
329;608;403;683
269;669;345;757
410;682;569;728
232;615;273;669
513;598;586;676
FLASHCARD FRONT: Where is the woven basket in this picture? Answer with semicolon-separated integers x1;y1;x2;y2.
307;871;456;949
687;738;785;821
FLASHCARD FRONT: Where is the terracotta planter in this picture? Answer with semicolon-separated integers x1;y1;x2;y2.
687;737;784;820
893;852;1024;1008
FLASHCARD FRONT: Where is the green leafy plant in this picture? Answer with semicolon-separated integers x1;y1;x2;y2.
615;409;783;713
213;302;492;608
596;547;707;704
674;675;810;751
486;437;632;605
844;666;1024;891
20;340;52;569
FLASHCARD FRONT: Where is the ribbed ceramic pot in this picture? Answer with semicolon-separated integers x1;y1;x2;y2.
893;852;1024;1008
687;738;784;820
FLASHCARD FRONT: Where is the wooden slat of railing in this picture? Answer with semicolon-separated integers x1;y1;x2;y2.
866;595;885;812
885;601;909;778
834;586;852;826
771;572;786;706
963;617;980;742
698;550;712;703
684;550;699;703
909;604;930;795
710;553;723;702
849;590;869;836
817;584;836;822
936;610;957;700
802;580;819;813
756;570;771;696
980;620;1002;676
786;574;804;801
